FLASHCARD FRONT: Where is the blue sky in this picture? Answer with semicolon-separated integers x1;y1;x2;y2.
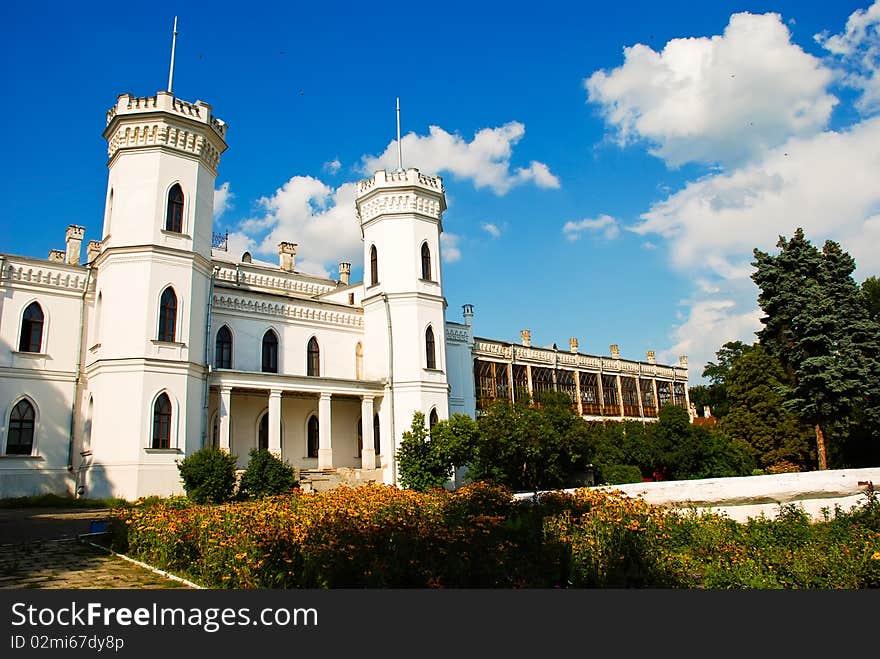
2;0;878;379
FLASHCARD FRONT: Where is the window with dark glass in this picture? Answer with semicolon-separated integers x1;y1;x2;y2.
152;393;172;449
215;326;232;369
370;245;378;286
425;326;436;369
421;243;432;280
158;288;177;342
307;415;319;458
6;399;35;455
19;302;44;353
429;408;439;430
373;414;381;454
259;413;269;451
356;417;362;458
165;184;184;233
262;330;278;373
307;337;320;376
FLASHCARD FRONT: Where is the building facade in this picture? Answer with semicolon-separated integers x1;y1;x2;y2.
0;89;688;499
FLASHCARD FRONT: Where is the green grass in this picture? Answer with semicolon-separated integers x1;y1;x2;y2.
0;493;130;509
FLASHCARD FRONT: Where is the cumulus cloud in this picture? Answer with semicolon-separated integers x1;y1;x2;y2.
440;233;462;263
563;214;620;241
323;158;342;174
816;0;880;113
213;182;233;221
586;12;837;167
482;222;502;238
361;122;560;195
237;176;362;275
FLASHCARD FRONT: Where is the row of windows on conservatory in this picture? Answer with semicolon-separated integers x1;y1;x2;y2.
368;243;435;287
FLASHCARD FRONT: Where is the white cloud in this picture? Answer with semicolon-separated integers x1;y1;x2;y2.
816;1;880;113
225;231;256;259
482;222;502;238
586;12;837;167
440;233;462;263
237;176;362;275
563;214;620;241
323;158;342;174
361;122;560;195
213;182;233;221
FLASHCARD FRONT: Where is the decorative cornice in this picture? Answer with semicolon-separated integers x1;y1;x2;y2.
1;259;89;293
213;263;337;298
212;293;364;328
446;327;470;343
106;121;221;171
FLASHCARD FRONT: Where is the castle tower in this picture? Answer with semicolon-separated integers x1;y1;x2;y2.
83;91;228;499
356;168;450;484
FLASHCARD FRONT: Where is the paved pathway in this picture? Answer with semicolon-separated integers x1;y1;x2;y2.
0;508;190;589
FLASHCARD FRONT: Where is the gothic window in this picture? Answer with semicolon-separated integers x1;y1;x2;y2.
429;408;439;430
640;378;657;418
165;184;184;233
258;413;269;451
307;337;320;376
19;302;44;353
578;372;602;416
425;326;436;369
601;375;620;416
355;342;363;380
421;243;432;281
262;330;278;373
373;413;381;454
621;376;640;417
152;393;172;449
512;365;529;404
215;326;232;369
370;245;378;286
6;399;35;455
158;287;177;342
307;415;319;458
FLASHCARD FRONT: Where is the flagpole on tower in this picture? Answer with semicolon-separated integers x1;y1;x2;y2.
167;16;179;93
396;97;403;172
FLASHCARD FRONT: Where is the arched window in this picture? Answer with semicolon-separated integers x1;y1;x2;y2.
165;184;184;233
158;288;177;342
6;399;36;455
105;189;113;238
94;292;103;345
355;342;363;380
242;252;252;263
152;393;172;449
258;413;269;451
356;417;362;458
421;243;432;280
307;337;320;376
373;414;381;455
211;413;219;448
425;326;436;369
429;408;439;430
307;415;319;458
19;302;44;353
83;397;94;453
370;245;378;286
262;330;278;373
215;326;232;369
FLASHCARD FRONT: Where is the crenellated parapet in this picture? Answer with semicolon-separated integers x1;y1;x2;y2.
103;91;227;172
356;168;446;226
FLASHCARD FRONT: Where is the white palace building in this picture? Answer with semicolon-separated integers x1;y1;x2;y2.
0;87;689;500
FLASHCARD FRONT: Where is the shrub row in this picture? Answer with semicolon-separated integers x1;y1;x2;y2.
177;447;297;504
111;484;880;589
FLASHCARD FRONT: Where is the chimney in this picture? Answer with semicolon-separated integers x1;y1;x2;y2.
569;337;578;353
646;350;656;364
679;355;688;368
462;304;474;326
48;249;65;262
610;344;620;359
520;329;531;347
87;240;102;263
278;242;297;272
338;262;351;285
65;225;85;265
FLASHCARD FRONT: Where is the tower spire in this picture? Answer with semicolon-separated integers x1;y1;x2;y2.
396;97;403;172
167;16;179;93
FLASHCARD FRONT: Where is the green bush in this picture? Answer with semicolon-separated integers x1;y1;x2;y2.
598;464;643;485
176;447;237;504
239;449;298;499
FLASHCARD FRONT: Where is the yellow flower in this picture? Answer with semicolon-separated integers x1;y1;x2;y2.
871;552;880;561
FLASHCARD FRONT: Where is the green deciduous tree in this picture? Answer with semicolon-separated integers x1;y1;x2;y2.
720;345;815;470
396;412;452;492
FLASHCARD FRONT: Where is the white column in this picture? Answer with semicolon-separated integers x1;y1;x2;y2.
268;389;282;457
361;395;375;470
219;386;232;452
318;392;333;469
